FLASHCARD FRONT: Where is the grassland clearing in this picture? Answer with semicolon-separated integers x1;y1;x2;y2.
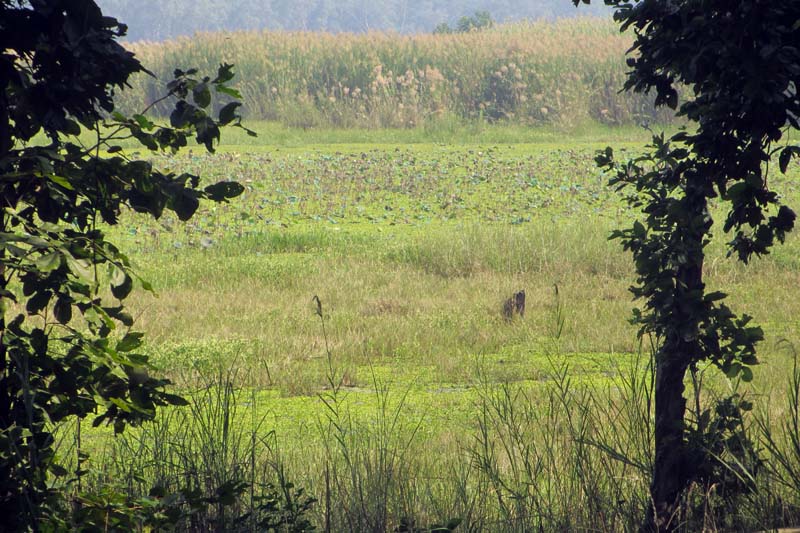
65;128;800;529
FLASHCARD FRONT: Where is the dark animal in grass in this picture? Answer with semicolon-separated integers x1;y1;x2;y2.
502;290;526;321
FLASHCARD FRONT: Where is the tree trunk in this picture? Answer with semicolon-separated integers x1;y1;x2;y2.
648;354;690;531
645;259;704;532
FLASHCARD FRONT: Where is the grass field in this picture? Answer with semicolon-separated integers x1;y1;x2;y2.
71;123;800;531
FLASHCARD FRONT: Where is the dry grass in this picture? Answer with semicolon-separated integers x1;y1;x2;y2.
124;217;800;399
118;18;676;128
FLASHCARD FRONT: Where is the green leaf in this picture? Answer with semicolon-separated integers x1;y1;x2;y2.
35;252;62;272
192;83;211;108
195;117;220;152
111;273;133;299
67;256;94;281
163;393;189;407
109;264;126;287
204;181;244;201
46;174;74;190
49;464;69;477
779;146;799;174
216;85;242;99
127;160;153;183
170;101;196;129
131;128;159;151
63;119;81;136
119;312;134;327
218;102;241;125
725;363;742;379
726;182;748;199
110;397;133;413
171;189;200;221
26;290;52;314
213;63;236;84
117;332;144;352
104;305;134;327
53;296;72;324
133;114;155;130
704;291;727;302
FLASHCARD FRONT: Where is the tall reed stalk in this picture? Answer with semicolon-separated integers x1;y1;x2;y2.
118;19;676;129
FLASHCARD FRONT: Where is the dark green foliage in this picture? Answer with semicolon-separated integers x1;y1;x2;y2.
104;369;318;532
599;137;767;378
457;10;494;33
0;0;252;528
433;11;494;34
577;0;800;530
395;517;462;532
46;478;315;531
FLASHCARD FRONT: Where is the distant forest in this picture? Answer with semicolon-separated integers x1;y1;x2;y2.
96;0;611;41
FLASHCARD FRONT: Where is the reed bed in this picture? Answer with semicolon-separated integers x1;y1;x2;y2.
120;18;676;129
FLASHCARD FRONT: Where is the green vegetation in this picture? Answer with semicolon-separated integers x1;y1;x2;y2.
433;10;494;34
6;1;800;530
77;137;800;530
0;1;264;529
118;19;677;129
111;140;800;383
63;119;668;151
582;0;800;528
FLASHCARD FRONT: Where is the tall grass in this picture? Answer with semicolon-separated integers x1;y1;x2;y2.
55;143;800;530
119;19;676;129
68;324;800;531
73;367;317;531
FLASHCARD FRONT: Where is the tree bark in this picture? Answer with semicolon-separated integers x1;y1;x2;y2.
648;355;690;531
645;259;704;532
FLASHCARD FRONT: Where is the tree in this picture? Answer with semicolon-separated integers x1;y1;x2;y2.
433;22;453;34
434;10;495;34
575;0;800;530
456;10;494;32
0;0;251;527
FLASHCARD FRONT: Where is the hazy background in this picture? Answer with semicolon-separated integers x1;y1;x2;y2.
97;0;611;41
